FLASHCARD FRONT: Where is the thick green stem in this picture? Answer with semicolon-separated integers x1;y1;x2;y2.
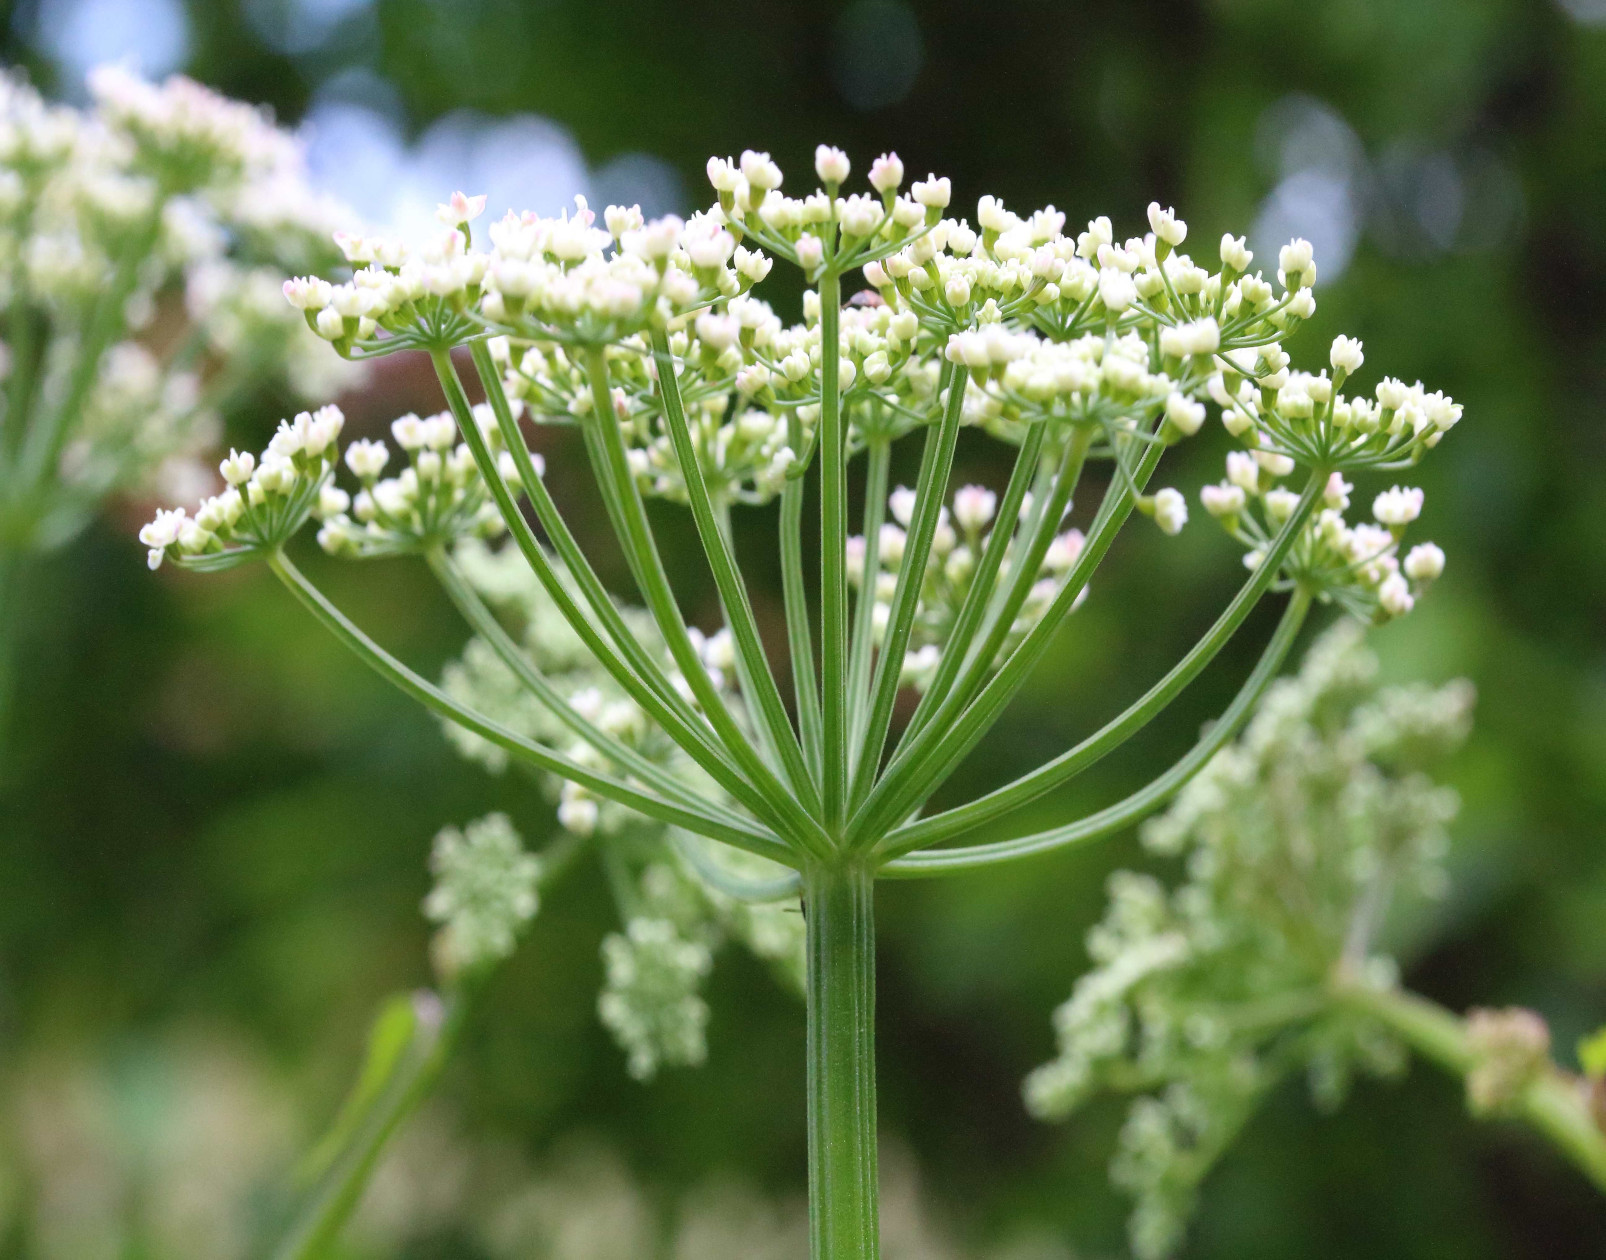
1334;981;1606;1192
805;861;879;1260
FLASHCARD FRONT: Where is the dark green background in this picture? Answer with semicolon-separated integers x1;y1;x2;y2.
3;0;1606;1255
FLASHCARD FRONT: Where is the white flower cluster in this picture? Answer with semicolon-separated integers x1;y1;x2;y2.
314;402;522;558
1201;447;1445;622
1;66;359;553
138;404;347;569
598;916;713;1081
273;153;1460;530
137;398;534;569
1024;621;1473;1259
283;187;768;356
848;482;1087;689
422;812;542;975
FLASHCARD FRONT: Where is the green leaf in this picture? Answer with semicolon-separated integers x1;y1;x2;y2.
296;993;419;1187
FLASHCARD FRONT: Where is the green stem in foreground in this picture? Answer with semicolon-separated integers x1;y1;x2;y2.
806;861;879;1260
1335;980;1606;1192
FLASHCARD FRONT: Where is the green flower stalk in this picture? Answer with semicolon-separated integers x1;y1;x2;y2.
1028;622;1606;1258
145;142;1458;1258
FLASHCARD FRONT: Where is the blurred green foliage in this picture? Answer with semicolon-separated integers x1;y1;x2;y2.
2;0;1606;1255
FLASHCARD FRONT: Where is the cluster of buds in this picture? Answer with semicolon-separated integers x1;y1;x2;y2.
422;812;542;977
267;152;1457;631
1025;622;1475;1259
848;482;1087;688
282;190;774;358
1200;393;1445;622
138;396;546;569
314;403;520;558
0;67;358;555
138;405;346;570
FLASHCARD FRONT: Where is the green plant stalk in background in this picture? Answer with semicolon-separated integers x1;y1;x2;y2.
1334;978;1606;1191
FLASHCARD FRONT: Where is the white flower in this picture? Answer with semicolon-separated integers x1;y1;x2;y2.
944;274;972;307
314;306;345;339
318;483;351;518
1152;488;1188;536
1264;488;1301;524
1044;529;1085;572
345;438;389;479
953;485;997;532
219;448;255;485
815;144;850;186
282;275;332;310
1200;483;1246;517
1377;572;1414;617
1330;335;1365;375
706;156;740;192
1278;237;1314;278
1158;318;1219;358
977;194;1013;233
423;813;540;971
1220;233;1252;272
733;245;772;283
1375;377;1410;410
889;485;917;527
1147;202;1186;247
138;506;188;550
911;175;951;209
1225;451;1260;492
868;152;904;194
558;794;600;837
1098;268;1137;312
601;204;642;242
740;149;783;191
1403;542;1445;582
1373;485;1424;527
1164;392;1206;436
795;235;825;271
436;190;487;225
1323;472;1352;510
1253;447;1295;477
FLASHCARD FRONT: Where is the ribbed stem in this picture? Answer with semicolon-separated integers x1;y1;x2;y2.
805;861;879;1260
